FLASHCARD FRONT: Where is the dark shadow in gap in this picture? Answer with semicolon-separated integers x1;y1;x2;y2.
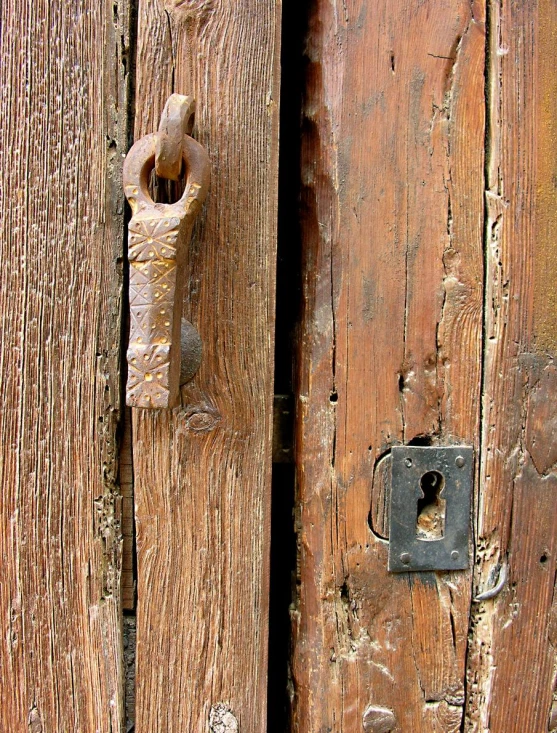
267;0;309;730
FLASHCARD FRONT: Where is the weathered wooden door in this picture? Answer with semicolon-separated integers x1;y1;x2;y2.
2;1;557;732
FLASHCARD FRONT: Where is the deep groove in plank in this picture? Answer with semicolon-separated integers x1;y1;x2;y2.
267;2;309;730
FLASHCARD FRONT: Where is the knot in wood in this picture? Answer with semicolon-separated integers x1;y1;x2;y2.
186;410;219;432
166;0;215;20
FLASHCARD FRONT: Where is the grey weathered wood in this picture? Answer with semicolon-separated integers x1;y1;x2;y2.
0;0;131;729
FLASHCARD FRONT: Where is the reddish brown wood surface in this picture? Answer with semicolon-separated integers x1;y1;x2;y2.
292;1;486;730
131;1;281;730
465;1;557;729
0;0;131;729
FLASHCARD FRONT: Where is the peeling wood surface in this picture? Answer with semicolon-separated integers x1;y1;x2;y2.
292;1;486;730
464;1;557;729
0;0;130;729
131;1;281;730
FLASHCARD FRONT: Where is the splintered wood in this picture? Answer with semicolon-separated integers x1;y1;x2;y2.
292;1;557;731
0;0;131;729
130;0;280;731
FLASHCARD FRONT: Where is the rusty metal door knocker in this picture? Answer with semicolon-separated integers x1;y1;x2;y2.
123;94;210;408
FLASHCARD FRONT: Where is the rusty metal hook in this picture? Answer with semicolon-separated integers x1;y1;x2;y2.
155;94;196;181
473;562;507;602
123;95;210;409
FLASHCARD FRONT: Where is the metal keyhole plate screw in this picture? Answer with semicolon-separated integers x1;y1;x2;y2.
451;550;460;560
405;458;413;467
400;552;411;564
455;455;465;468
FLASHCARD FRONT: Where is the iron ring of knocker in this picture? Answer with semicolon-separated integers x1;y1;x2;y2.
123;94;210;409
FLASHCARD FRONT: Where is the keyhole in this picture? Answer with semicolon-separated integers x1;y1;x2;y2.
416;470;446;540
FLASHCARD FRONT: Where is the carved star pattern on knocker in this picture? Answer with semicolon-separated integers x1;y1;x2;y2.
128;216;180;261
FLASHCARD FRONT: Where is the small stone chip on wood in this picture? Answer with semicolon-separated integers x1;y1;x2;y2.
209;703;239;732
549;700;557;731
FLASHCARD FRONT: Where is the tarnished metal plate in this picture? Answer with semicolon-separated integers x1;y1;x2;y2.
388;445;473;572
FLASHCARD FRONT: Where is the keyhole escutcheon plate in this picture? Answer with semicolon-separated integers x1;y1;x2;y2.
388;445;474;572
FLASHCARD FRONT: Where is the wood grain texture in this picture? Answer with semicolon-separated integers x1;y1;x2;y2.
131;1;280;730
0;0;130;729
464;1;557;729
292;1;485;730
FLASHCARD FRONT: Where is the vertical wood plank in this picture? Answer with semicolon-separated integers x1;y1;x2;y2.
464;2;557;730
131;1;280;730
0;0;130;729
292;1;485;730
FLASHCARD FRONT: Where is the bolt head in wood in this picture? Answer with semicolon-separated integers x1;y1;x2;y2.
362;704;396;733
180;318;202;385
